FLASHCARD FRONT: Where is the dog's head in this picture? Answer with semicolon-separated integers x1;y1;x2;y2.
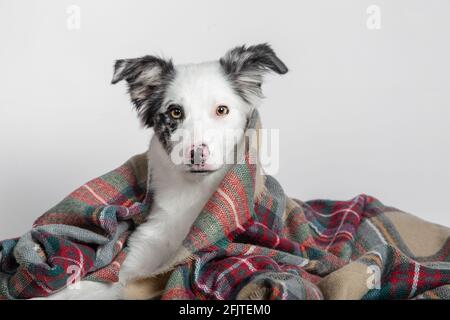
112;43;288;175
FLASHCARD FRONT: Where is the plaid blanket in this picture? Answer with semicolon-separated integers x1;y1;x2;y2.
1;112;449;300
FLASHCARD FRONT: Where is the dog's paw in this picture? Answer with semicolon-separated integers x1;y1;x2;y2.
119;249;163;284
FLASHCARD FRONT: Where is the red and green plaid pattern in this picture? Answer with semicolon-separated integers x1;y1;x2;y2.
160;167;450;300
0;154;149;299
1;111;449;299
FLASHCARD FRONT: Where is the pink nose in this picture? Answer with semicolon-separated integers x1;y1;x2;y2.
189;144;209;165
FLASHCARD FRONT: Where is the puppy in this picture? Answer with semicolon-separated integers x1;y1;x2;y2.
42;43;288;299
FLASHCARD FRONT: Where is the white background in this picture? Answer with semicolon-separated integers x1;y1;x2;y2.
0;0;449;239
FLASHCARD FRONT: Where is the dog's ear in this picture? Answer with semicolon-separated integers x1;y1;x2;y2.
111;55;175;127
220;43;288;103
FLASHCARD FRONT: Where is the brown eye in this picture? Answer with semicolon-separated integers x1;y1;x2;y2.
216;105;229;117
168;105;183;119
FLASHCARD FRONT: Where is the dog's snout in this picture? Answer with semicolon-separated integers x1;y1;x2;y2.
189;144;209;165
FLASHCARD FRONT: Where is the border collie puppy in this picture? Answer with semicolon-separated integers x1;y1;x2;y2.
42;43;288;299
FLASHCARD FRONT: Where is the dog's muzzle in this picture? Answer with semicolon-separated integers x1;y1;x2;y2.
188;144;217;174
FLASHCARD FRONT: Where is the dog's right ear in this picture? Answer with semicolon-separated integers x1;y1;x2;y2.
111;55;175;127
220;43;288;104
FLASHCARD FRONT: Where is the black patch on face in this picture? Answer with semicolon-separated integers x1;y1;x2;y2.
153;108;184;153
219;43;288;103
111;55;176;127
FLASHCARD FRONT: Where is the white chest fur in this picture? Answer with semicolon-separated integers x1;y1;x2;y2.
38;138;227;300
118;136;228;282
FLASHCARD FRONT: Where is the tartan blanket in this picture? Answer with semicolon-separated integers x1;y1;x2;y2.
1;112;449;300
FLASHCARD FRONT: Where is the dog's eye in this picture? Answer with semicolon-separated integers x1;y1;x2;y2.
216;105;229;117
168;105;183;119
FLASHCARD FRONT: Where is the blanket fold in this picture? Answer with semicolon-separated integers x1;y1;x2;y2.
1;111;449;300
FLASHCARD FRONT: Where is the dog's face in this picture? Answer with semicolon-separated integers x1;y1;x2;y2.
112;44;288;175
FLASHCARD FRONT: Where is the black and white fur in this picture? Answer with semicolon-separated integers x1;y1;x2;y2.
41;44;288;299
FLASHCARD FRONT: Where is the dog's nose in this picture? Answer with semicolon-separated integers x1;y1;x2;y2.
189;144;209;165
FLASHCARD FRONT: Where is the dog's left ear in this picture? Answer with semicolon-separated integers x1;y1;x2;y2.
220;43;288;103
111;55;174;85
111;55;175;127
